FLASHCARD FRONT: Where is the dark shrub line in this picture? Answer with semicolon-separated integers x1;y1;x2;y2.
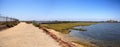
0;21;20;31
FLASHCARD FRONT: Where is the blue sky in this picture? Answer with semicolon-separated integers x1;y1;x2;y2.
0;0;120;21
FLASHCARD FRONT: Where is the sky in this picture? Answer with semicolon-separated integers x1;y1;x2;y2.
0;0;120;21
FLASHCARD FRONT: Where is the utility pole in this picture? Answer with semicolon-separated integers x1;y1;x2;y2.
6;16;9;23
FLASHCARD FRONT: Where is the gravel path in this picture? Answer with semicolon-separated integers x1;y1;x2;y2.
0;22;61;47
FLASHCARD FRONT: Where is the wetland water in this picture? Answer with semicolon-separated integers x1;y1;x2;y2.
69;23;120;47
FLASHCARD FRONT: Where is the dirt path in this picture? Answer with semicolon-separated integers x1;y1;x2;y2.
0;22;61;47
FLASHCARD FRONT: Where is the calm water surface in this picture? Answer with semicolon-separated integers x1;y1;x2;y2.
69;23;120;47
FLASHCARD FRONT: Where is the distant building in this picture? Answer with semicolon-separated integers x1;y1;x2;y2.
106;20;118;23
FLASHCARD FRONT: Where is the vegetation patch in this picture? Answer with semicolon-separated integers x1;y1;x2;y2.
0;21;19;31
33;23;40;27
40;22;97;34
72;28;87;31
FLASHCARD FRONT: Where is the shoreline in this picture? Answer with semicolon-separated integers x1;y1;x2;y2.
34;22;98;47
39;26;99;47
39;26;84;47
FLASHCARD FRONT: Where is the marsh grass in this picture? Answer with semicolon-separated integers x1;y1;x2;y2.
72;28;87;31
40;22;97;34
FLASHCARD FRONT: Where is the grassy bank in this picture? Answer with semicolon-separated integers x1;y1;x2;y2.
40;22;97;34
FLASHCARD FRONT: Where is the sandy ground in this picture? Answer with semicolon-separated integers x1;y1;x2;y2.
0;22;61;47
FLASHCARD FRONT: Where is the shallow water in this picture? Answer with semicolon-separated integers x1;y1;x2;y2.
69;23;120;47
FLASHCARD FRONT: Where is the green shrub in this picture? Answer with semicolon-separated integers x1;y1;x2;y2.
33;23;40;27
